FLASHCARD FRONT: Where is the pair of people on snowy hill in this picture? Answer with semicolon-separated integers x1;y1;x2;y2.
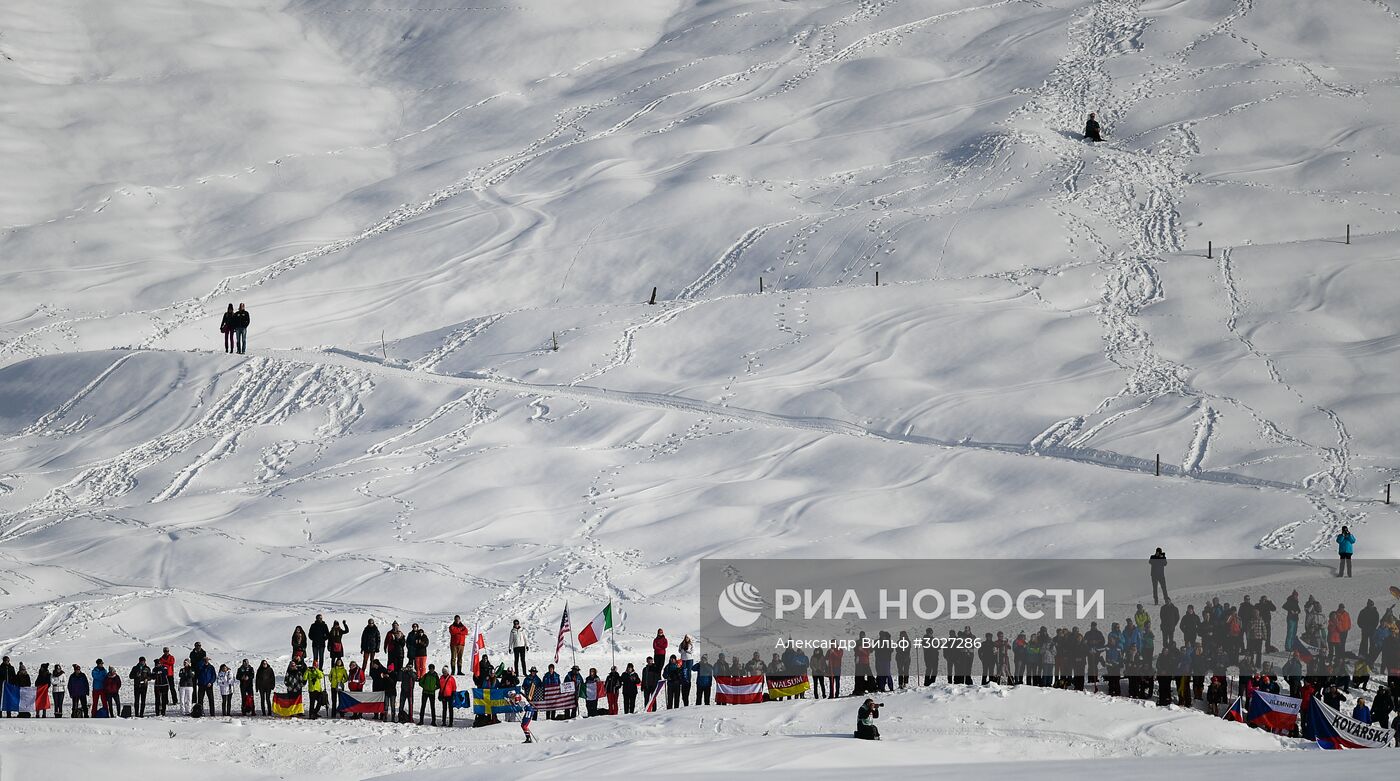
218;303;251;354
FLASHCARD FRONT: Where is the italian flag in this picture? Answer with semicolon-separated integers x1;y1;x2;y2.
577;602;613;649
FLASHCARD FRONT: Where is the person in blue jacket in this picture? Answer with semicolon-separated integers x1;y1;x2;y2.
694;655;714;706
1354;696;1371;724
1337;526;1356;578
90;661;108;717
541;664;561;720
197;659;218;716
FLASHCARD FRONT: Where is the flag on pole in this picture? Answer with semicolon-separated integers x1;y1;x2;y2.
555;604;572;664
1222;696;1245;722
646;679;666;713
578;603;613;649
1291;637;1322;664
471;628;487;677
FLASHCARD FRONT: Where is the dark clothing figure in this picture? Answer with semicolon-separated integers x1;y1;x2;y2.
1085;114;1103;142
1149;549;1168;604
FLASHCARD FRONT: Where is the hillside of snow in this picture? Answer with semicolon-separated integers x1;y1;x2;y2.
2;0;1400;770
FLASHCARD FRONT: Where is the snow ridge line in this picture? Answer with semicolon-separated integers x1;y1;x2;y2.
281;347;1299;493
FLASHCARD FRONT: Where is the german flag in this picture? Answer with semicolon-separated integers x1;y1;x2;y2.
272;691;304;718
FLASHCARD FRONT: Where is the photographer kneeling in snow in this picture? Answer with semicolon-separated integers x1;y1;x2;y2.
855;698;881;740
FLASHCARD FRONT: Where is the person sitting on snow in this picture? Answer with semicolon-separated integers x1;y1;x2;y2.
1085;112;1103;142
855;698;881;740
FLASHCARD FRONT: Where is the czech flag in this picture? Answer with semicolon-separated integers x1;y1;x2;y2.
1309;698;1394;749
272;692;304;718
335;690;385;716
1292;637;1321;664
1222;696;1245;722
1246;691;1301;732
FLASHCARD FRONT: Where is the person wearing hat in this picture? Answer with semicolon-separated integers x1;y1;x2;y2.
564;665;585;719
541;664;561;719
438;665;457;727
583;667;602;717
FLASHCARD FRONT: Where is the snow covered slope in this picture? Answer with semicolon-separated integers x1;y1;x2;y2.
1;0;1400;728
0;685;1344;779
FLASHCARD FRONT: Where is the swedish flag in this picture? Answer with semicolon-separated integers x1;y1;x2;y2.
472;687;522;716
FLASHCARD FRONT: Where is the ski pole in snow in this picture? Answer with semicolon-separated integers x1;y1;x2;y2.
1156;454;1161;476
1346;224;1351;245
648;287;657;305
759;277;764;293
1207;241;1212;259
874;271;880;286
552;332;558;352
1386;483;1391;505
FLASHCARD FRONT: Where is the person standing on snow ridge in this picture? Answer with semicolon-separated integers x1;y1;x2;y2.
408;623;430;678
230;303;251;354
1084;112;1103;142
449;615;469;676
219;304;237;353
309;615;329;669
509;619;528;676
1337;526;1356;577
1149;548;1169;605
361;619;381;669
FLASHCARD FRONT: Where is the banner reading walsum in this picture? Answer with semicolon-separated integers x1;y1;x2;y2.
699;558;1400;678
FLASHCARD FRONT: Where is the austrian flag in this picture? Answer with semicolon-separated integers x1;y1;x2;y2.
577;602;613;649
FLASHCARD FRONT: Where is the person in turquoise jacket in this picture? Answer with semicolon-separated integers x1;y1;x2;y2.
1337;526;1356;578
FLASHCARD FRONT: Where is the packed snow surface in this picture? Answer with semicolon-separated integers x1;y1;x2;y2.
1;0;1400;773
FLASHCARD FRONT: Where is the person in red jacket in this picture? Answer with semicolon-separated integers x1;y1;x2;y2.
449;616;469;676
827;645;844;698
158;648;177;707
653;629;668;663
438;670;457;727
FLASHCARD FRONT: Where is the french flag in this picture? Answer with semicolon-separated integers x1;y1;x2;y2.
1;683;49;714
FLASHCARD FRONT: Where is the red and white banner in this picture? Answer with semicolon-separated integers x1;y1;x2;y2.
715;675;765;705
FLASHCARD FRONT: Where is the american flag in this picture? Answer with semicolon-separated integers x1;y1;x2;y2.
555;603;572;663
531;681;576;712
